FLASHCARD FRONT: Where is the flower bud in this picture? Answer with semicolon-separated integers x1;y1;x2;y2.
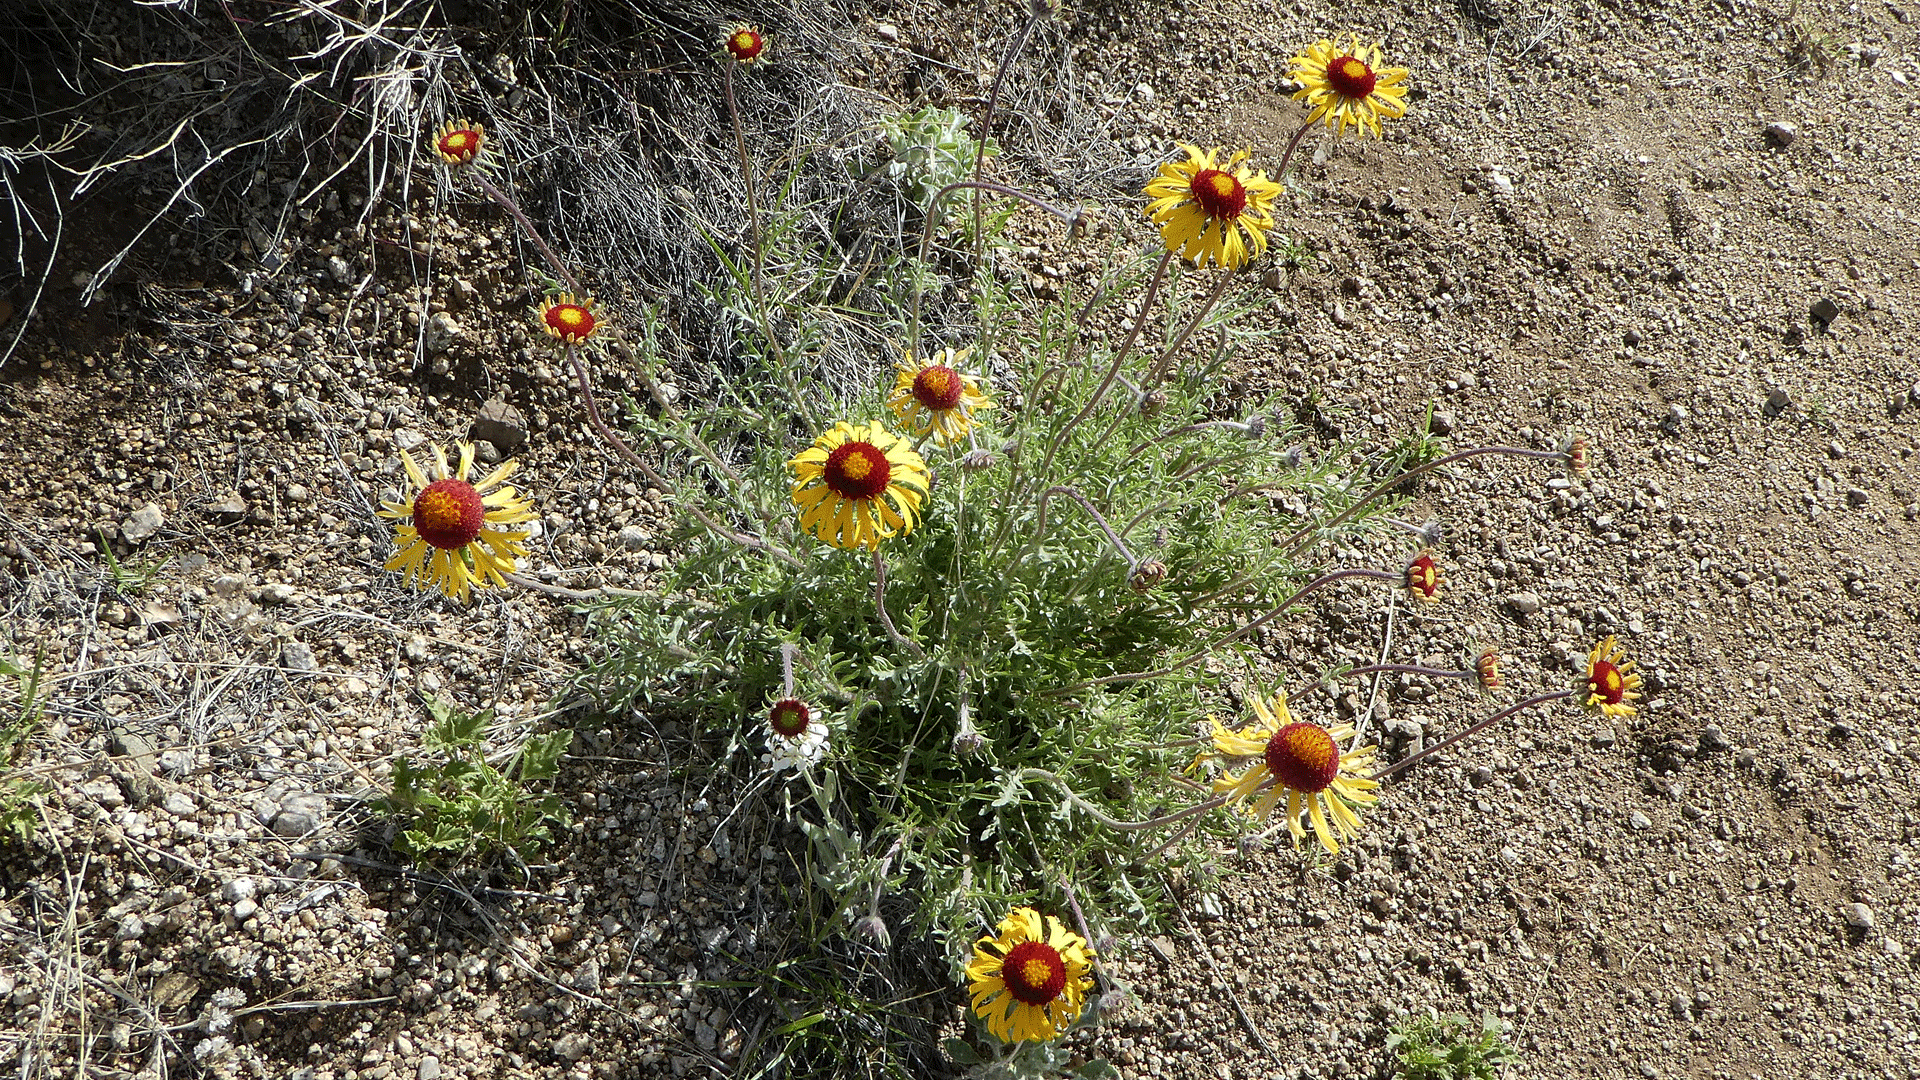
1130;559;1168;593
852;914;891;950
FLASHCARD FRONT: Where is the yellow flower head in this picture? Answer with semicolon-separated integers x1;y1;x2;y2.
1143;145;1282;270
378;442;537;602
1580;636;1642;718
886;347;993;445
788;421;931;550
1288;35;1410;138
1199;688;1379;853
724;24;766;63
966;907;1096;1043
433;119;487;166
539;294;599;344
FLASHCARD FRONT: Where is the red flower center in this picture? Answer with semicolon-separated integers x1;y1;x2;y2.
1327;56;1377;100
912;365;964;411
438;129;480;160
727;29;764;61
1589;660;1626;704
1264;722;1341;794
545;303;596;342
1188;168;1248;221
1406;554;1439;598
823;441;891;501
413;479;485;549
768;698;810;738
1000;939;1067;1006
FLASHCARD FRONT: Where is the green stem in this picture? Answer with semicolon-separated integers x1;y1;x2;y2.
1370;691;1574;781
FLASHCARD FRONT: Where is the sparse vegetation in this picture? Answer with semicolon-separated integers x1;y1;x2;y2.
379;696;573;867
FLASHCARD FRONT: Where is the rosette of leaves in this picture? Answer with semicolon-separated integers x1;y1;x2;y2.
381;697;572;866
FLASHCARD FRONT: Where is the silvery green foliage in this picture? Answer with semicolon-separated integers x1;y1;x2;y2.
879;106;993;207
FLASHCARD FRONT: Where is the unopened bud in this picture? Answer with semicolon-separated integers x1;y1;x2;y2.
1130;559;1168;593
1138;390;1167;416
959;448;999;471
951;722;987;757
852;914;891;950
1565;435;1591;479
1243;414;1267;439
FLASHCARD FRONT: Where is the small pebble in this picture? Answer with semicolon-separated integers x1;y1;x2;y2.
1505;591;1543;615
1844;903;1876;931
1628;810;1652;830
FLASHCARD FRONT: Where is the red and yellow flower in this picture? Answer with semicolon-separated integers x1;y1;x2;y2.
1579;636;1642;718
965;907;1096;1043
539;294;599;344
1199;688;1379;853
1288;35;1410;138
1143;145;1283;270
788;421;931;550
433;119;487;166
886;347;992;445
1405;549;1442;603
378;442;537;601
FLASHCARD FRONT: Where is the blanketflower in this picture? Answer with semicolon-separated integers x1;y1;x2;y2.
539;294;599;344
378;442;537;601
1475;648;1503;695
762;698;829;772
1288;35;1410;138
724;24;766;63
1579;635;1642;718
1202;688;1379;853
433;119;486;166
1143;145;1282;270
966;907;1096;1043
788;421;931;550
1405;550;1442;603
886;348;993;445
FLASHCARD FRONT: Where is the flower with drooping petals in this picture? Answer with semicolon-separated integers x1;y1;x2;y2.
1143;145;1282;270
433;119;487;166
1405;549;1442;603
723;24;766;63
378;442;537;601
539;294;599;344
966;907;1096;1043
1288;35;1410;138
1474;648;1503;695
1579;636;1642;718
1566;435;1591;479
886;347;993;445
788;421;931;550
1200;688;1379;853
762;698;829;772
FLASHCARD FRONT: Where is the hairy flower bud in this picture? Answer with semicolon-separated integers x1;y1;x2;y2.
1130;559;1168;593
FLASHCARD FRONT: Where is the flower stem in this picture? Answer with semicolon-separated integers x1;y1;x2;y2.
1033;485;1138;570
910;179;1082;365
469;172;581;294
1017;769;1231;832
1144;267;1234;387
1272;118;1317;183
1288;663;1478;701
1047;567;1400;695
972;6;1047;254
722;60;813;430
564;343;801;567
872;550;927;661
1281;445;1570;560
1369;690;1574;781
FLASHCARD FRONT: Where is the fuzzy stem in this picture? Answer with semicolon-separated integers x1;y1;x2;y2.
1018;769;1232;832
1272;118;1317;183
1033;485;1138;569
1288;663;1478;701
910;180;1082;365
469;172;581;294
1144;267;1234;387
872;550;928;661
1370;691;1575;781
564;344;801;567
780;643;797;699
1281;446;1570;559
1048;567;1400;694
723;60;812;429
972;7;1047;252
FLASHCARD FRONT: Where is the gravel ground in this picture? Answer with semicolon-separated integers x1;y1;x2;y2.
3;0;1919;1077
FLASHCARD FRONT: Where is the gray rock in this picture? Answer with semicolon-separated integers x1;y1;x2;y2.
231;898;258;921
256;582;295;605
281;642;318;672
1488;171;1515;195
469;399;528;452
1846;488;1869;507
162;792;196;817
423;311;461;354
571;959;602;994
121;503;164;542
1429;410;1456;436
206;492;248;520
1764;120;1797;146
1628;810;1652;830
1763;388;1792;417
617;525;649;551
270;792;326;837
1699;725;1731;752
327;256;354;283
210;574;247;598
1810;297;1841;326
115;915;146;941
220;878;257;904
1505;591;1543;615
1844;903;1875;931
552;1033;592;1062
418;1058;442;1080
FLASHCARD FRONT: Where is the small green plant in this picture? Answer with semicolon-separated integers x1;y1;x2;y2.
1386;1011;1519;1080
96;530;169;596
1784;3;1845;77
875;105;995;209
380;696;573;866
0;648;50;842
1274;233;1318;271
